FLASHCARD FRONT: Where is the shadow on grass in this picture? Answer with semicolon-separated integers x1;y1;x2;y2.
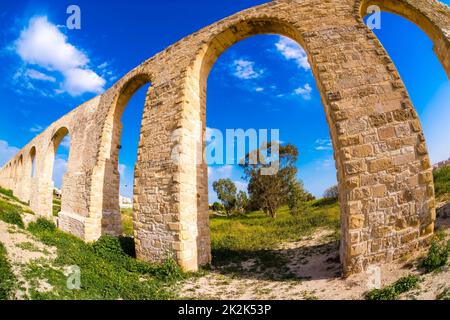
210;239;342;282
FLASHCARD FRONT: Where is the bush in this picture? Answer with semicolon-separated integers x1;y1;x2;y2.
433;166;450;199
323;185;339;200
0;187;14;198
0;211;24;229
421;233;450;273
365;275;420;300
28;218;56;233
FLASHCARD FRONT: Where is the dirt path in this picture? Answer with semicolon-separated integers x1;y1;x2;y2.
178;220;450;300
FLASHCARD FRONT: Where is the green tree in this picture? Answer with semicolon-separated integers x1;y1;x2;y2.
210;202;225;213
288;179;312;215
323;185;339;200
236;191;249;214
212;179;237;216
241;143;299;218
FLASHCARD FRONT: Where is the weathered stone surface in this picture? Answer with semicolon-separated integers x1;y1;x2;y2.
0;0;449;276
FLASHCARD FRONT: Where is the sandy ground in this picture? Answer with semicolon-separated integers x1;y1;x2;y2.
178;218;450;300
0;221;57;299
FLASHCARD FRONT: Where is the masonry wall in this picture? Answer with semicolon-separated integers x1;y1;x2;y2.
0;0;449;275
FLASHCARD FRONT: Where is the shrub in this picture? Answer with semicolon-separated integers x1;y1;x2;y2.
433;166;450;199
0;187;14;198
421;233;450;273
28;218;56;233
323;185;339;200
365;275;420;300
0;211;24;229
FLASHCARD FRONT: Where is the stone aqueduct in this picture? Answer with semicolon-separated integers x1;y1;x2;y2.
0;0;449;275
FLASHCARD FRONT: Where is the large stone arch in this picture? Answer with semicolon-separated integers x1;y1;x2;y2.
356;0;450;78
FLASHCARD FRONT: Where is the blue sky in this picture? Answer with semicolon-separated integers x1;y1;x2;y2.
0;1;448;202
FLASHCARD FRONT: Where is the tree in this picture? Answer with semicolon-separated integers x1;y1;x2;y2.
236;190;249;214
288;179;313;215
210;202;225;213
212;179;237;216
323;185;339;199
240;143;299;218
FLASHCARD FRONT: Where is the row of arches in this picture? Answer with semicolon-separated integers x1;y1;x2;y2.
0;0;448;275
0;128;70;218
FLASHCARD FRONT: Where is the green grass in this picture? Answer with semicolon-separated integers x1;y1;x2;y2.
365;275;420;300
436;287;449;300
0;187;29;206
52;196;61;217
23;218;187;300
209;202;340;269
0;242;16;300
0;198;25;229
121;208;134;237
434;166;450;200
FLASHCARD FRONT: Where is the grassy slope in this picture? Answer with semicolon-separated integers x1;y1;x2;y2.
0;242;16;300
210;200;340;268
0;188;187;300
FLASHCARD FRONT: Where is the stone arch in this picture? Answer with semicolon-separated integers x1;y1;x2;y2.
38;126;70;217
29;146;37;178
355;0;450;78
151;4;439;274
93;72;153;237
185;17;332;269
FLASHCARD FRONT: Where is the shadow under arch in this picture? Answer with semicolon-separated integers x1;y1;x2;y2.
187;17;344;270
356;0;450;78
97;72;153;237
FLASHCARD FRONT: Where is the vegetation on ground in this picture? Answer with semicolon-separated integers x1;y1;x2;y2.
365;275;420;300
433;166;450;200
0;242;16;300
52;195;61;217
209;201;340;269
421;231;450;273
22;218;187;299
0;196;25;229
121;208;134;237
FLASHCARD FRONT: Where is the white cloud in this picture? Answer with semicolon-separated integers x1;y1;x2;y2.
14;16;105;96
294;84;312;100
25;69;56;82
60;136;71;149
98;62;108;69
62;68;105;96
29;124;44;133
208;165;233;179
232;59;264;80
16;16;87;71
119;164;126;176
255;87;264;92
315;138;333;151
275;36;311;71
0;140;20;167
